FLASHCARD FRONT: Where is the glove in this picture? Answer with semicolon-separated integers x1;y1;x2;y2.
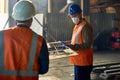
58;41;69;47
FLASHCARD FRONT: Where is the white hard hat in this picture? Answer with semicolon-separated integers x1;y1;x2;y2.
12;0;36;21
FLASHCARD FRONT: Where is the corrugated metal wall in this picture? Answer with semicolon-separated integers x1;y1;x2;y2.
90;13;117;35
46;13;74;42
46;13;118;42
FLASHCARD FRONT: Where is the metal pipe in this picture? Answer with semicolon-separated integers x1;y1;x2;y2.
34;17;57;41
48;0;53;13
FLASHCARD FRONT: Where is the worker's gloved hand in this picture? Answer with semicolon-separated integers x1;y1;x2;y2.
58;41;69;47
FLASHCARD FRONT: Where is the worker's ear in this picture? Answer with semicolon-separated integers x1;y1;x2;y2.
28;18;33;24
30;18;33;22
26;18;33;27
15;20;18;25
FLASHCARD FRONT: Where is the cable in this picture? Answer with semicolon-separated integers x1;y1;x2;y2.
34;17;57;42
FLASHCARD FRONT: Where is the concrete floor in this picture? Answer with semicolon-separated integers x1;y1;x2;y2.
39;50;120;80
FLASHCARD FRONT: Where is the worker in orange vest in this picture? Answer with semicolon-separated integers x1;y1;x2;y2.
63;4;93;80
0;0;49;80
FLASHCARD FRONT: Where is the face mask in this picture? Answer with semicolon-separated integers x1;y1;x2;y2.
71;17;80;24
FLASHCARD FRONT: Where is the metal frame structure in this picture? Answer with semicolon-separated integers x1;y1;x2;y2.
93;62;120;80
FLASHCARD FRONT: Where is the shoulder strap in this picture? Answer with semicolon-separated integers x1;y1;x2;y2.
75;21;86;43
28;32;38;70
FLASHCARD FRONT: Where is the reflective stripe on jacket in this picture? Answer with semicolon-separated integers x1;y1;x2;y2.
70;20;93;66
0;26;43;80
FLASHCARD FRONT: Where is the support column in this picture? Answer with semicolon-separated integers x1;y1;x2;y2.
8;0;17;27
114;6;120;31
81;0;90;16
48;0;53;13
81;0;90;22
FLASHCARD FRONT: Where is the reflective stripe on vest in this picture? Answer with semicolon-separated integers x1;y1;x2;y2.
74;22;85;44
0;31;38;76
0;31;4;71
75;26;83;44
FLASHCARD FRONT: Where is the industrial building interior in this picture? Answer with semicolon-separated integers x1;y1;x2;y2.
0;0;120;80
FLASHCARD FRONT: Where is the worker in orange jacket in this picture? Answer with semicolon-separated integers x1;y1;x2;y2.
63;4;93;80
0;0;49;80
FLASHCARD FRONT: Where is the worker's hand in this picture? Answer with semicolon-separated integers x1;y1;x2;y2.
58;41;69;47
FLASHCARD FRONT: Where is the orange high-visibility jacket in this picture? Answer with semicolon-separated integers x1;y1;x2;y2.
70;20;93;66
0;26;44;80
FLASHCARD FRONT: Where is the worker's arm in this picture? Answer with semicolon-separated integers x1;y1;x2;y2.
68;26;93;50
39;38;49;74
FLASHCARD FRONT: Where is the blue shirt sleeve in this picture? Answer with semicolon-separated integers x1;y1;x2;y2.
38;38;49;74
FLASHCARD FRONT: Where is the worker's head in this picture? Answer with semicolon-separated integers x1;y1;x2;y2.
68;4;82;24
12;0;36;27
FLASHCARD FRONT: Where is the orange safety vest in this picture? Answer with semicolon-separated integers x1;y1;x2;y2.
70;20;93;66
0;26;43;80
